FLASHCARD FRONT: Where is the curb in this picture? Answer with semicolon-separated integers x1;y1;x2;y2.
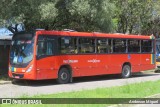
0;81;11;85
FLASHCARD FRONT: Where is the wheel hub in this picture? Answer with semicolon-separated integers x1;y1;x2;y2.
61;72;67;80
124;68;130;76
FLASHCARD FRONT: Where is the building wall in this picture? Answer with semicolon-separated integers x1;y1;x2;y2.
0;40;11;75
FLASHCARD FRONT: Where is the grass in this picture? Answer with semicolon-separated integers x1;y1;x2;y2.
1;80;160;107
32;80;160;98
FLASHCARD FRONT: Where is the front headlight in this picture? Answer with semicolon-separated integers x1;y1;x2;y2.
26;65;33;73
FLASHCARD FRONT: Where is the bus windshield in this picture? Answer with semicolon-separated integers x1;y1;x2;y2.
10;33;34;65
156;40;160;59
156;45;160;53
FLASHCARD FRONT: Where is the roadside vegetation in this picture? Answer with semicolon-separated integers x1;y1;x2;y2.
2;80;160;107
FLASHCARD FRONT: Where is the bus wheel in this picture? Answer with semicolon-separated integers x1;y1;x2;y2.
57;68;70;84
121;65;131;78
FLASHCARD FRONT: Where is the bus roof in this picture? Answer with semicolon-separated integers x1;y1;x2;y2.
36;30;154;40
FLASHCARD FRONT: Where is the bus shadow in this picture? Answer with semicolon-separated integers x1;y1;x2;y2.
12;72;160;86
12;74;121;86
131;72;160;78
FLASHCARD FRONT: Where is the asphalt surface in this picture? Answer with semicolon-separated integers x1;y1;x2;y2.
0;72;160;98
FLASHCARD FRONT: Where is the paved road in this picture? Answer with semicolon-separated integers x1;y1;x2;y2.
0;72;160;98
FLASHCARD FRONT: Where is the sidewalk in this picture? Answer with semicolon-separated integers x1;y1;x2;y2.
0;80;11;85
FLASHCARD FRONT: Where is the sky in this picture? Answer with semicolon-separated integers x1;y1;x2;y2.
0;23;25;36
0;27;13;36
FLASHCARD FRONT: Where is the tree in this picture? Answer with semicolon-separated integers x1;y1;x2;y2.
0;0;115;33
64;0;115;32
142;0;160;37
111;0;153;35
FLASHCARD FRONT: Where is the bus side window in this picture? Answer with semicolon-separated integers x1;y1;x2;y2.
97;39;107;53
141;40;152;53
97;39;112;53
46;41;53;55
37;36;54;57
59;37;77;54
128;40;140;53
79;38;95;53
113;39;126;53
37;41;46;56
37;35;46;56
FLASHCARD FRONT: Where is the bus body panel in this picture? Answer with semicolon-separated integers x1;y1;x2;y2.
36;56;57;79
129;54;141;72
9;61;36;80
96;54;109;74
59;55;96;77
107;54;129;74
141;54;155;71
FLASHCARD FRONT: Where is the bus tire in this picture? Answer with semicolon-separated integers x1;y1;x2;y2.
121;65;131;78
57;68;70;84
11;79;16;84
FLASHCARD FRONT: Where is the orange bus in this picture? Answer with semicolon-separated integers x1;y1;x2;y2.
9;30;155;84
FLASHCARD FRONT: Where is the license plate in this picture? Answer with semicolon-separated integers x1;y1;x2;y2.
15;76;20;79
